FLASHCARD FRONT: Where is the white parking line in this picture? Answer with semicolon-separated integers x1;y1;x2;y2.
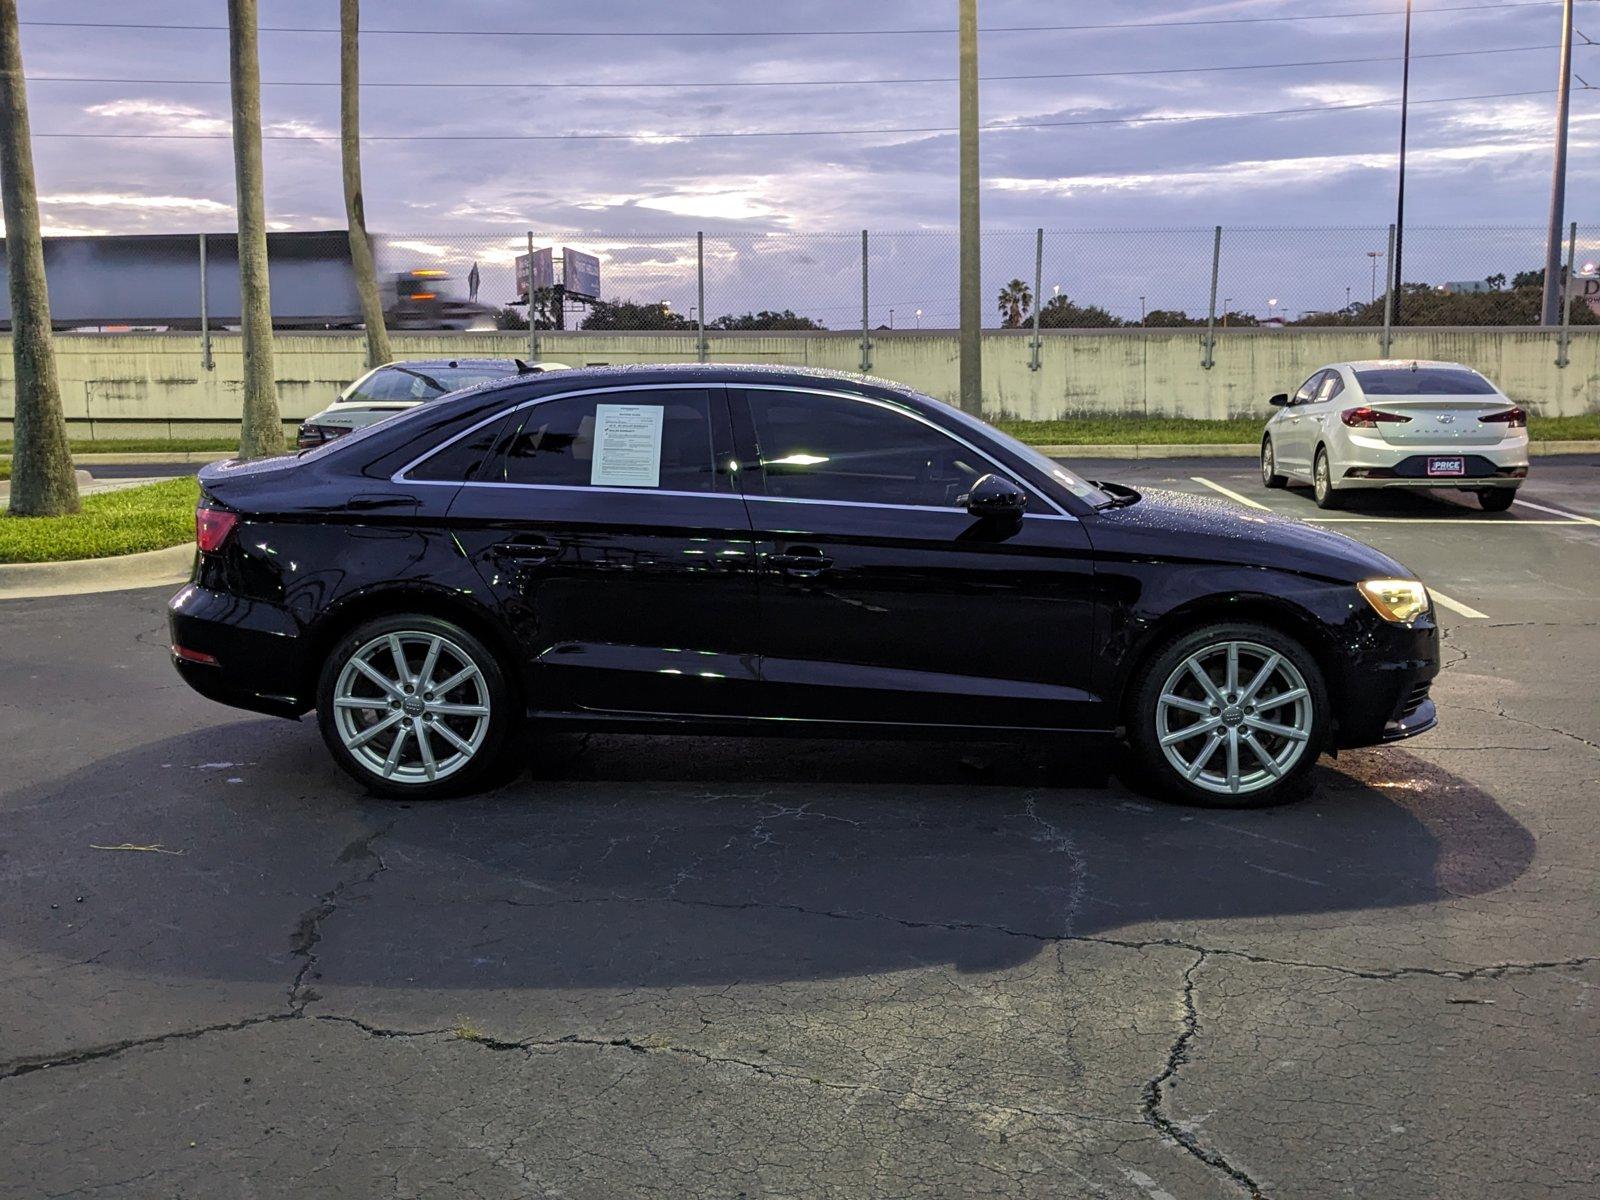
1304;517;1584;525
1428;589;1489;620
1190;476;1271;510
1513;497;1600;526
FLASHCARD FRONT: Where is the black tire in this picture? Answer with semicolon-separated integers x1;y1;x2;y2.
1124;621;1329;809
1312;447;1342;510
1261;437;1288;489
1476;487;1516;512
316;614;519;799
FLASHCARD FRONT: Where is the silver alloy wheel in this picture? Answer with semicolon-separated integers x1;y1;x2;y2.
1314;452;1330;501
1261;440;1275;485
331;631;490;784
1155;639;1314;796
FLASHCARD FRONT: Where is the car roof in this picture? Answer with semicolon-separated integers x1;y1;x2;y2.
379;358;523;370
494;361;921;395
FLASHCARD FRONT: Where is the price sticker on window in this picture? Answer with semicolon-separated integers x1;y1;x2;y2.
590;404;665;488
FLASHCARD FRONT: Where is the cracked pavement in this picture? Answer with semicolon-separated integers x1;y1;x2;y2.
2;465;1597;1198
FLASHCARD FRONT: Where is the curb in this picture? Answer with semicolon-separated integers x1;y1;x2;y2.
1039;440;1600;459
0;543;193;601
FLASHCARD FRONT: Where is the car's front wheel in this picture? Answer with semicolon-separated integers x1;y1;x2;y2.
316;614;518;799
1126;622;1328;807
1476;487;1516;512
1261;437;1287;489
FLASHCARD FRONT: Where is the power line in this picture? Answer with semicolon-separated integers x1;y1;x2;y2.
15;2;1563;38
19;43;1571;90
31;88;1571;142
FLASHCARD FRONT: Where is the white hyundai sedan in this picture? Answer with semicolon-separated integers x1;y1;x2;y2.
1260;360;1530;511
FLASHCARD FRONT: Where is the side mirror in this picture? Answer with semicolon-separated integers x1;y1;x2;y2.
963;473;1027;519
1269;393;1290;407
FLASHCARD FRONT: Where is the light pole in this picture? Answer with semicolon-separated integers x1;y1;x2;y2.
1139;295;1146;325
1222;297;1232;328
1392;0;1413;325
915;308;923;329
1541;0;1575;325
889;307;895;329
1367;250;1383;303
1268;297;1280;322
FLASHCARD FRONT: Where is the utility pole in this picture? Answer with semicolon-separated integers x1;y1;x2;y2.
958;0;982;414
1540;0;1575;325
1392;0;1413;326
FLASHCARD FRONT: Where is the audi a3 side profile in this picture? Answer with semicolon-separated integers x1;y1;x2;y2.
1260;359;1530;511
170;364;1439;808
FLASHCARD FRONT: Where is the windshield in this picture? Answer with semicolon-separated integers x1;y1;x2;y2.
1354;366;1498;396
936;404;1114;507
339;364;515;404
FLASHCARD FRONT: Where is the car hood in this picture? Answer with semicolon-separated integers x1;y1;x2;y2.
1086;486;1412;583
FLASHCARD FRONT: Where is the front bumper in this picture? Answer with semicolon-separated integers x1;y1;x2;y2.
1327;609;1440;749
168;582;312;719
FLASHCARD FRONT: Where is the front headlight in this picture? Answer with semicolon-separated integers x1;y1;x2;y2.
1358;578;1431;624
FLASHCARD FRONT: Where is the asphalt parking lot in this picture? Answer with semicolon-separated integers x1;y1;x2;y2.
2;456;1597;1198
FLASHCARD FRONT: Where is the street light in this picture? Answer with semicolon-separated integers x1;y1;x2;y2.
1268;297;1280;321
1366;251;1383;303
915;308;923;328
1222;297;1232;328
1139;295;1146;325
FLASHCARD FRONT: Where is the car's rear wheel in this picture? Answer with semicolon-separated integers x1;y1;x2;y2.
1126;622;1328;808
316;614;517;799
1261;437;1287;488
1476;487;1516;512
1312;447;1342;509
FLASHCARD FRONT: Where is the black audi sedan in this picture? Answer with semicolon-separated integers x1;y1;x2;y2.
169;364;1438;807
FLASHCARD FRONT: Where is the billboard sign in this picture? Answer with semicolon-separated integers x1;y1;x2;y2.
514;247;555;298
1568;271;1600;308
563;247;602;300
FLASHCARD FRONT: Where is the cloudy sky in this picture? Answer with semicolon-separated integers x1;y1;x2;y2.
11;0;1598;321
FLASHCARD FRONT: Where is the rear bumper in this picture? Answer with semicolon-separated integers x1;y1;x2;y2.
167;582;312;719
1336;453;1527;490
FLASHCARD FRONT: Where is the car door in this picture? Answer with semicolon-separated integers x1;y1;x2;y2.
1276;370;1328;476
435;385;763;717
1294;369;1345;470
729;385;1102;732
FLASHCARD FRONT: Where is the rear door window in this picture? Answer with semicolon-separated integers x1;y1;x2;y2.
484;389;724;493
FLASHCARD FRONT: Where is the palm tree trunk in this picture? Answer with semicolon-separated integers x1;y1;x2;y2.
227;0;283;458
0;0;77;516
341;0;389;368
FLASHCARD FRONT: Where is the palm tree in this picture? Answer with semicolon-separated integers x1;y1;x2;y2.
227;0;284;458
341;0;390;369
0;0;77;515
996;278;1033;328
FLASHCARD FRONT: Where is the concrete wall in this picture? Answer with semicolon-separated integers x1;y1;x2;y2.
1;327;1594;438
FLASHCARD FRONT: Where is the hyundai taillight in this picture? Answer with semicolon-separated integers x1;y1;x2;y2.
1479;407;1527;428
196;507;238;553
1341;406;1413;428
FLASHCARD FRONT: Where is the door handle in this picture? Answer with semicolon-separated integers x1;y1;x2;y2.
493;537;561;562
347;493;418;511
772;548;833;578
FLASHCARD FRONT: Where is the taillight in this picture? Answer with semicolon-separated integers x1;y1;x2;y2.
196;507;238;553
1479;407;1527;428
1341;406;1413;428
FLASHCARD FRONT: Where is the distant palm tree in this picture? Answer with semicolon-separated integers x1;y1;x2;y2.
228;0;284;458
0;0;78;515
341;0;390;369
997;278;1033;328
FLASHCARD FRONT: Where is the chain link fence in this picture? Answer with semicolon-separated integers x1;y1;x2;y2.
4;225;1595;338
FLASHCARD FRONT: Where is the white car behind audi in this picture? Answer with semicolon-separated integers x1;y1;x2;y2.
1260;360;1529;511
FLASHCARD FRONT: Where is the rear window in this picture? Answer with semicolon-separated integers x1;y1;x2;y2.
1354;367;1497;396
341;364;514;404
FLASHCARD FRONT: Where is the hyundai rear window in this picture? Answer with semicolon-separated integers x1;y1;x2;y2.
1354;368;1497;395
